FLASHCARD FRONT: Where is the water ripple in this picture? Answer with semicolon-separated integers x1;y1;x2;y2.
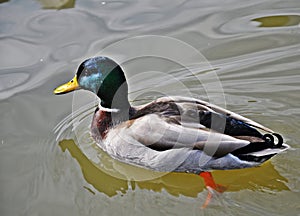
0;72;30;92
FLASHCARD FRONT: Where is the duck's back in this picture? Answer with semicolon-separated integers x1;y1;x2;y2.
131;96;267;138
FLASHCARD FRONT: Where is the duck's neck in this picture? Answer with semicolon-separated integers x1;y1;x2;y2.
92;104;135;140
99;93;131;111
99;90;132;123
98;100;134;117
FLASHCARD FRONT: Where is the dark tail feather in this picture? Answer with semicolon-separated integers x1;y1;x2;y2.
232;133;284;155
232;133;287;163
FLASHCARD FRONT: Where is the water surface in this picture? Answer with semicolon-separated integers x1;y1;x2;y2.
0;0;300;215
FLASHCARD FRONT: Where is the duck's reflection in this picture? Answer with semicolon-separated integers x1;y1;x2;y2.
59;139;289;198
0;0;9;4
37;0;75;9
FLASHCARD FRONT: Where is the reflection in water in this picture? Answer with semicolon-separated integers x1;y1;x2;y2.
253;15;300;27
59;139;289;198
0;0;9;4
37;0;75;9
59;140;128;197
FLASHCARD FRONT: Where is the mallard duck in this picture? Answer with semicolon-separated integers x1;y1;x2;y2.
54;56;289;207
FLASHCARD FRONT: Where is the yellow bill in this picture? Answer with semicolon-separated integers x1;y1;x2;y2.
53;75;79;94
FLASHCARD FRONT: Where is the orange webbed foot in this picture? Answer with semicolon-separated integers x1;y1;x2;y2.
199;172;227;208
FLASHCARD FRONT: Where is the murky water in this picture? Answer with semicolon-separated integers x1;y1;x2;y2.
1;0;300;215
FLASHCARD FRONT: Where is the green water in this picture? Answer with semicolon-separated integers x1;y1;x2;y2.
1;0;300;215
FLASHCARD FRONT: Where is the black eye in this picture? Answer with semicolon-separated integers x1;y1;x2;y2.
71;80;73;83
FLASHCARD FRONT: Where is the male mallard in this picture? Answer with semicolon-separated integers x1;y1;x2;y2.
54;56;289;207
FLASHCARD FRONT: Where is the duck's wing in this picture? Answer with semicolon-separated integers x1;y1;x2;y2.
127;113;251;157
194;99;274;133
155;96;274;133
124;112;288;163
129;96;288;158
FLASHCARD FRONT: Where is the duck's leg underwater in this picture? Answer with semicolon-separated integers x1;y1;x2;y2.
199;172;227;208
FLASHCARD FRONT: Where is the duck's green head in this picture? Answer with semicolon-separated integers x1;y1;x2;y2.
54;56;129;109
